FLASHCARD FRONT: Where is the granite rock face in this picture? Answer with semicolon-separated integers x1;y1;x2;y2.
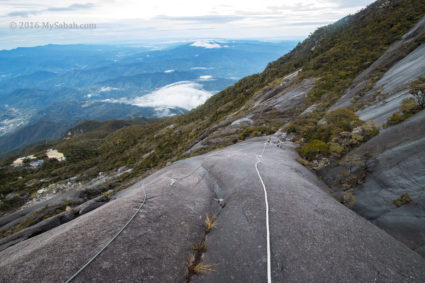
1;139;424;282
349;111;425;257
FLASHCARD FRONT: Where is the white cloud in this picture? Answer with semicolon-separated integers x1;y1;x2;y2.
121;81;212;110
190;40;224;48
99;86;119;92
191;67;212;70
199;75;214;81
0;0;376;49
164;69;174;73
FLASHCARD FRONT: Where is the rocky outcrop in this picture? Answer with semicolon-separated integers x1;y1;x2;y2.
192;73;316;150
347;111;425;257
318;15;425;257
0;186;111;252
77;195;108;215
1;139;424;282
330;15;425;120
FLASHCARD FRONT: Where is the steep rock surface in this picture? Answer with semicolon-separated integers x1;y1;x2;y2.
331;15;425;125
321;15;425;256
343;110;425;257
1;139;424;282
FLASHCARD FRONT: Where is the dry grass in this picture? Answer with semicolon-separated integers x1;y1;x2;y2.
205;213;216;233
190;263;218;274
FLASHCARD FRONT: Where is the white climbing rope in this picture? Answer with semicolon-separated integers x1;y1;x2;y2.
65;184;147;283
255;141;272;283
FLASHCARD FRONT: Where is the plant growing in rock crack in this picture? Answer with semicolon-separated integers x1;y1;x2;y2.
188;262;218;275
393;193;412;207
193;240;207;253
205;213;216;233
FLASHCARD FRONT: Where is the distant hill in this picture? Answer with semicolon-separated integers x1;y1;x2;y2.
0;101;177;155
0;40;297;153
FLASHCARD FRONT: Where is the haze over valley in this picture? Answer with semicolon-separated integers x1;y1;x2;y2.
0;40;296;154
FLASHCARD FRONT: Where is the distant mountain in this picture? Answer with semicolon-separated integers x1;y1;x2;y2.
0;41;296;92
0;101;185;154
0;40;297;153
0;44;144;78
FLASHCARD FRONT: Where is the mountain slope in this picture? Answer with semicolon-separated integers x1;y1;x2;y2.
1;1;425;280
1;0;424;222
1;140;424;282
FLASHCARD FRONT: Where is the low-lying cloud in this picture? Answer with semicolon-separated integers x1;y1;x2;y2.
105;81;213;111
190;40;226;49
7;3;95;17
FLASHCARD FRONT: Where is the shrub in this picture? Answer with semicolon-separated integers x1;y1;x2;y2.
359;120;380;139
284;124;297;134
410;77;425;109
239;126;274;139
299;140;329;160
294;108;363;145
328;142;344;157
342;191;355;207
384;97;420;127
400;193;412;203
393;193;412;207
400;97;419;113
324;108;362;133
386;112;407;126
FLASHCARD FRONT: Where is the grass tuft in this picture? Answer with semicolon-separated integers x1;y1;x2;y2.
205;213;216;233
189;263;218;274
193;241;207;252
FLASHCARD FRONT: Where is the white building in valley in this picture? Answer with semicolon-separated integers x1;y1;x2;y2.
46;149;66;162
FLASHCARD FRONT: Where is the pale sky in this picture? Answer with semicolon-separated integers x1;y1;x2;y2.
0;0;375;50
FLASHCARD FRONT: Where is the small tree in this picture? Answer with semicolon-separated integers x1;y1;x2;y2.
410;78;425;109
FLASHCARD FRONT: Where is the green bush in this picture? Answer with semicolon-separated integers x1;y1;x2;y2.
400;97;419;113
324;108;363;133
410;77;425;109
400;193;412;203
299;140;329;160
393;193;412;207
386;112;409;126
328;142;344;157
284;124;297;134
239;126;275;139
384;97;420;127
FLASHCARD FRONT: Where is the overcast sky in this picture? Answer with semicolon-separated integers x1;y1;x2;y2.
0;0;375;50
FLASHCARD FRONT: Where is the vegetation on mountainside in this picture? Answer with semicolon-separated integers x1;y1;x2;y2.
287;108;379;161
384;77;425;128
275;0;424;160
411;77;425;109
266;0;425;104
1;0;425;214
